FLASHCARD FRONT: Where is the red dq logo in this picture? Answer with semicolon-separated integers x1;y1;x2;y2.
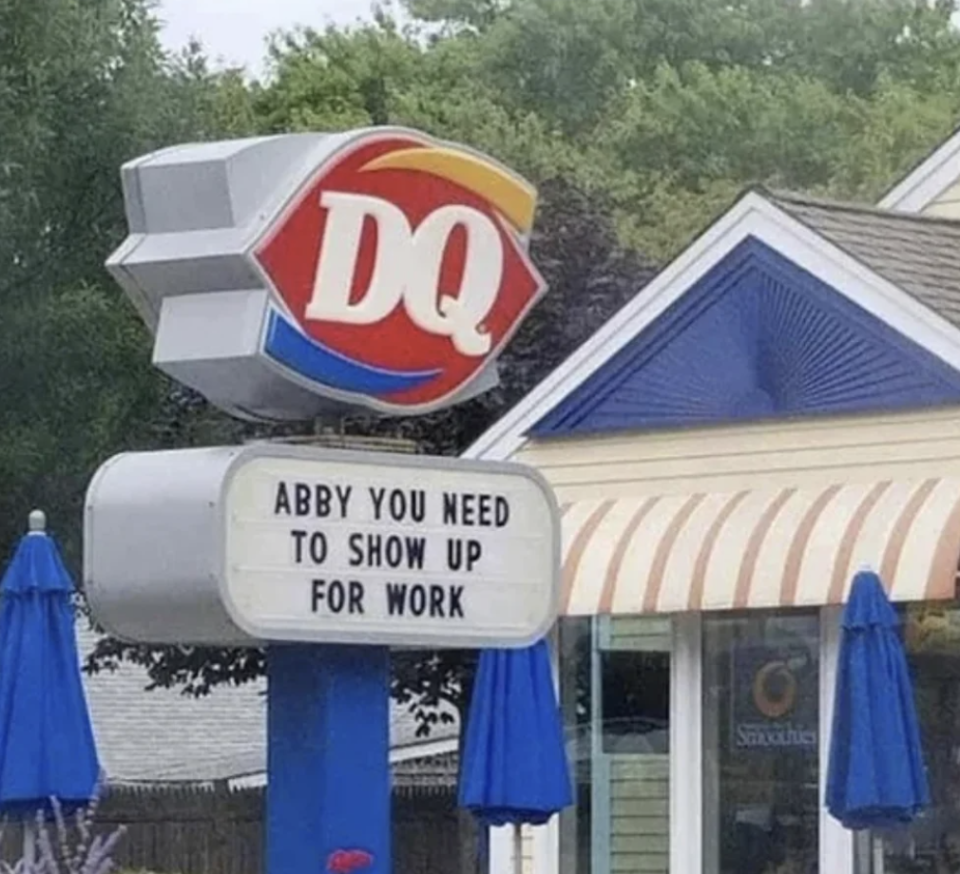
327;849;374;873
252;128;547;414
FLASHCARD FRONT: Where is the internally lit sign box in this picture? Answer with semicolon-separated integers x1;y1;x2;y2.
106;128;546;422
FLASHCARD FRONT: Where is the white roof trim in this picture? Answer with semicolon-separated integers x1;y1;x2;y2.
465;191;960;462
878;128;960;213
390;736;458;762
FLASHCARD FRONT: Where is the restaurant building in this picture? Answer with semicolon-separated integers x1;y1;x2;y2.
469;128;960;874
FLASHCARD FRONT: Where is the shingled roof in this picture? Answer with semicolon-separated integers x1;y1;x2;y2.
78;625;459;787
767;189;960;326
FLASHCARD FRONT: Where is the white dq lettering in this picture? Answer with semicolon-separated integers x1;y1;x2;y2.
305;191;505;356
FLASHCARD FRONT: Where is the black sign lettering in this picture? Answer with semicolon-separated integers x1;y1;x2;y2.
442;492;457;525
275;482;352;518
369;488;386;520
348;533;426;570
327;579;346;613
309;532;327;564
294;483;312;516
449;585;464;618
385;583;466;619
429;585;445;615
277;480;516;629
348;581;365;615
313;484;352;518
368;487;426;523
333;485;352;518
348;532;365;566
291;529;307;562
311;579;325;612
461;493;476;525
442;492;510;528
275;482;293;515
407;536;427;569
446;537;482;572
386;536;403;567
311;579;365;615
386;582;406;615
467;539;481;570
409;585;426;616
447;538;461;570
313;486;332;518
291;530;328;565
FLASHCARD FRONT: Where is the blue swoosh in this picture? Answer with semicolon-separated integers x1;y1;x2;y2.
263;310;441;396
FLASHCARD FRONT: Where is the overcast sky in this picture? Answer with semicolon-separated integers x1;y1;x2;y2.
158;0;374;74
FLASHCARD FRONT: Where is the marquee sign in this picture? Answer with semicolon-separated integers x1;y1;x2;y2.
84;444;561;649
99;128;560;874
106;128;547;422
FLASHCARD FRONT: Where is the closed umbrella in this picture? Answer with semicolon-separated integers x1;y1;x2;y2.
458;639;573;874
826;570;929;831
0;510;100;855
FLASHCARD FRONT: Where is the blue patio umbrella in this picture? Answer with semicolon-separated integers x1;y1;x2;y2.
826;570;929;831
458;639;573;874
0;510;100;819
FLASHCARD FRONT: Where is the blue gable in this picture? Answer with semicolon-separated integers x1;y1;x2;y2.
532;237;960;437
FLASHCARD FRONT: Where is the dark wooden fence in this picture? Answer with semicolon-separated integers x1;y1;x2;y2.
0;783;481;874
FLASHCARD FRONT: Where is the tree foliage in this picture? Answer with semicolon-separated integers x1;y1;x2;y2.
0;1;209;570
6;0;960;729
255;0;960;263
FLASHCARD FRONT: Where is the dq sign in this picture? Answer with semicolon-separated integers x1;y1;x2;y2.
106;128;546;421
256;131;545;411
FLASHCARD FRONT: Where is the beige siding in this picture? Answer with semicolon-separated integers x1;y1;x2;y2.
609;617;671;651
604;618;670;873
515;407;960;502
610;755;669;874
923;179;960;218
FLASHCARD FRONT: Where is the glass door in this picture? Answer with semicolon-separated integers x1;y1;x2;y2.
592;616;671;874
702;611;821;874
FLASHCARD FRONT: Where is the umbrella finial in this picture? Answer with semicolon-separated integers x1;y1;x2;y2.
27;510;46;534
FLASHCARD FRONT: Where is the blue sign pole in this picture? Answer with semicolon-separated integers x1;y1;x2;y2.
267;644;391;874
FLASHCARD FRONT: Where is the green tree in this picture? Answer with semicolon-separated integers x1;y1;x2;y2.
0;0;255;569
390;0;960;258
402;0;960;110
255;13;585;185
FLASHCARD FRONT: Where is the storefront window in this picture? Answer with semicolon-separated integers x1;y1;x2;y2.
560;616;593;874
878;603;960;873
559;616;671;874
702;611;820;874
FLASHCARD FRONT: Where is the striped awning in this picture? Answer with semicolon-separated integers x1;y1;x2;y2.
560;477;960;615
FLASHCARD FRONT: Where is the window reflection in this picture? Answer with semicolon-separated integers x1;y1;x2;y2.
703;612;820;874
559;616;671;874
600;648;669;755
879;603;960;873
559;616;592;874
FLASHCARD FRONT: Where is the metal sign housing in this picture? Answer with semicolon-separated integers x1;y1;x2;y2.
84;444;560;649
106;128;547;422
